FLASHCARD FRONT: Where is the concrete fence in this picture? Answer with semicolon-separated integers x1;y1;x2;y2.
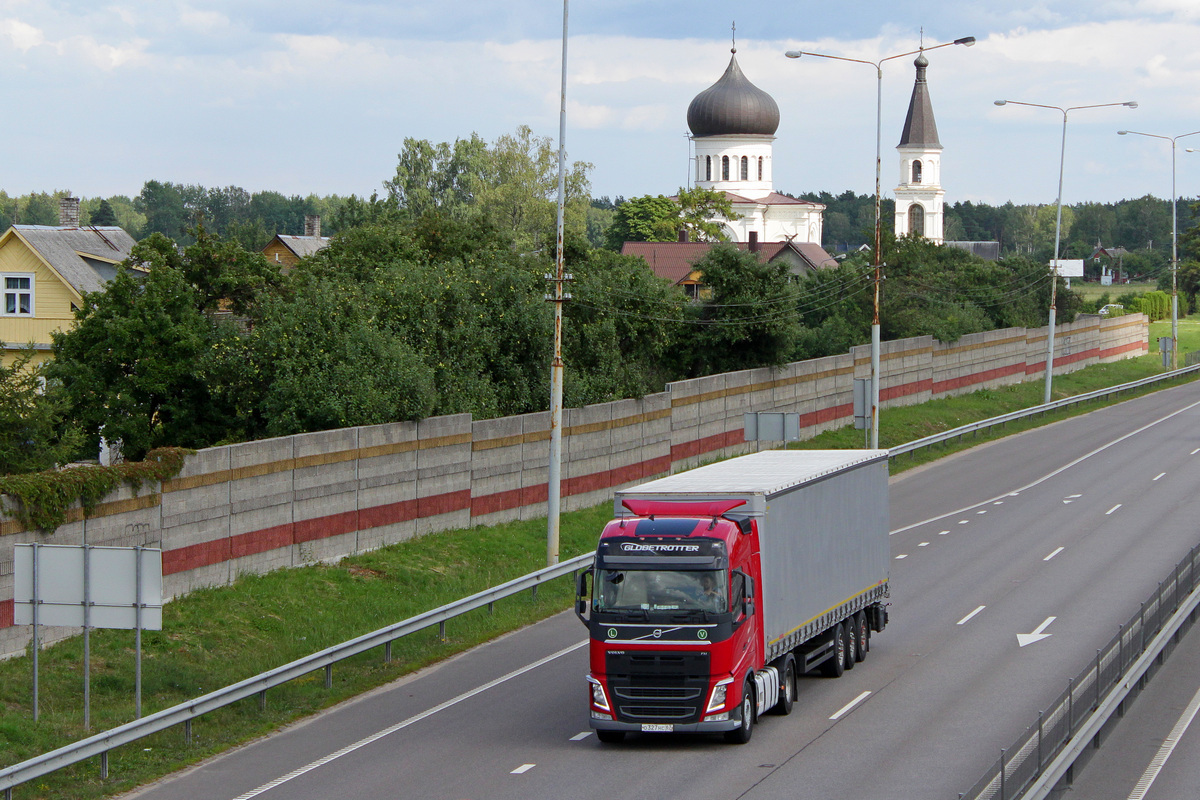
0;313;1148;657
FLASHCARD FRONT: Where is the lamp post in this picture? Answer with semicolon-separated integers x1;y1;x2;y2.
993;99;1137;404
786;36;975;449
547;0;569;566
1117;129;1200;371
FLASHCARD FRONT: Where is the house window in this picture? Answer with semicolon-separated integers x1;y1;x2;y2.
722;156;730;181
3;274;33;316
908;204;925;237
758;157;763;181
706;156;712;181
912;160;922;183
740;156;749;180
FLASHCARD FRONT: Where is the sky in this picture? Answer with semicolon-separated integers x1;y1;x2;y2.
2;1;1200;208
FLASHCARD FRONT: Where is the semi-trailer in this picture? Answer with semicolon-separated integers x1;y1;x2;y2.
575;449;890;743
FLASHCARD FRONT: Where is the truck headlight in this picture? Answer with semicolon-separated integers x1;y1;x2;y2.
587;676;611;713
706;677;734;714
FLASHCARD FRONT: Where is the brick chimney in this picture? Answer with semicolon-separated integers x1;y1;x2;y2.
749;231;760;253
304;215;321;238
678;227;688;243
59;197;80;228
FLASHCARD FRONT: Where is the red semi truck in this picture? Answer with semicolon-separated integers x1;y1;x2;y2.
575;450;890;743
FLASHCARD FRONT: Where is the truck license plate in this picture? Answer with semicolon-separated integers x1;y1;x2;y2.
641;723;674;732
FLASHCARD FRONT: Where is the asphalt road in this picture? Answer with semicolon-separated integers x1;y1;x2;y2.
121;381;1200;800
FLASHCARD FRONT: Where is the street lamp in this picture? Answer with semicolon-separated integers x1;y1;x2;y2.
785;35;975;449
993;99;1137;404
1116;128;1200;370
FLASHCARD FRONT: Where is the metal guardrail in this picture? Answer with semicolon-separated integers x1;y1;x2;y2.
889;363;1200;460
5;362;1200;797
0;552;594;795
959;545;1200;800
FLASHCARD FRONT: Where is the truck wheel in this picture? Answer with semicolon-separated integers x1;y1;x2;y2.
820;624;846;677
596;730;625;744
844;619;857;670
773;657;795;715
724;679;755;743
854;613;869;662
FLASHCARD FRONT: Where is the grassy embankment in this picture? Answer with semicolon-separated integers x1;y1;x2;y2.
1;315;1198;799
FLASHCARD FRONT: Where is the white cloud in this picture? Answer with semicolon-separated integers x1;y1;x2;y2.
0;18;44;51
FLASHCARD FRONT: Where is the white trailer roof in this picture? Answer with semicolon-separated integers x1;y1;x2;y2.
620;450;889;498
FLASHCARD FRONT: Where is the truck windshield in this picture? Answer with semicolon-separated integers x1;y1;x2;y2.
595;568;727;614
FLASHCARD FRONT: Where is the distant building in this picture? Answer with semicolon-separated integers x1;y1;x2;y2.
261;215;330;272
687;47;825;244
894;53;946;243
0;197;137;367
622;237;837;299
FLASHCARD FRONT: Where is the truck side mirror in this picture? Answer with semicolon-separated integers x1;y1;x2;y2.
575;569;592;626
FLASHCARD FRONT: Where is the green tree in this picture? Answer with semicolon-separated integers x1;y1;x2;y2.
137;180;188;238
676;186;740;242
0;350;82;474
89;198;118;226
604;195;680;249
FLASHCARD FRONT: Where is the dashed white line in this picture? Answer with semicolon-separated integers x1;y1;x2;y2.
1192;448;1200;455
976;509;988;515
1044;547;1064;561
511;764;536;775
1106;504;1122;515
570;732;593;741
938;530;949;536
895;554;908;560
957;606;986;625
919;542;930;547
830;691;872;720
1154;472;1166;481
993;501;1004;505
958;520;969;525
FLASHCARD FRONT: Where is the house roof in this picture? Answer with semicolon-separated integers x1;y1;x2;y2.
716;191;823;207
621;240;837;285
271;234;331;259
7;225;138;297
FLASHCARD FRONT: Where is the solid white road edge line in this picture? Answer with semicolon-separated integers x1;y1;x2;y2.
230;640;588;800
1126;680;1200;800
830;691;871;720
889;398;1200;535
1044;547;1064;561
957;606;986;625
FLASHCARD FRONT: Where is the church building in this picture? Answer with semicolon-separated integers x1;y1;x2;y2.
893;52;946;243
687;47;825;244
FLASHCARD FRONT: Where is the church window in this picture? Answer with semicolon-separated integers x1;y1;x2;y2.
912;160;922;184
705;156;712;181
740;156;749;180
722;156;729;181
908;204;925;237
758;157;763;181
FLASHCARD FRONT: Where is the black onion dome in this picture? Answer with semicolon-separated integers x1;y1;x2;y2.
687;51;780;137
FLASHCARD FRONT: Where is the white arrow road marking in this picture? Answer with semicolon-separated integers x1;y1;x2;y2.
570;732;593;741
1017;617;1057;647
1106;504;1122;515
957;606;986;625
511;764;536;774
830;691;871;720
1044;547;1064;561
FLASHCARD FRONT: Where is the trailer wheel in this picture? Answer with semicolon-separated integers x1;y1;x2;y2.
596;730;625;744
724;678;755;743
820;624;846;678
844;619;857;670
854;613;869;662
773;657;796;715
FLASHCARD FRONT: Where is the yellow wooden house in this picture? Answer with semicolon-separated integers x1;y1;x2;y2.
0;223;138;367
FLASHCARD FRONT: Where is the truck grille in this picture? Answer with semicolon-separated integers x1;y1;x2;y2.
605;651;710;723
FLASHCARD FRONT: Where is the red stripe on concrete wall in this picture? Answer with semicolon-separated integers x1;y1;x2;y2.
358;498;419;529
883;378;933;402
797;402;853;429
670;429;744;462
932;364;1026;395
472;486;525;517
470;454;674;517
417;489;472;518
1099;341;1147;358
231;524;294;559
295;510;359;543
163;538;233;576
0;599;12;628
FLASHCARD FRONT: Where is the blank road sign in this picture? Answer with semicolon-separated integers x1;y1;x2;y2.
13;544;163;630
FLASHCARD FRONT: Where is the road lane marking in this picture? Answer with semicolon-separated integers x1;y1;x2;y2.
1126;680;1200;799
1106;504;1122;515
1044;547;1064;561
958;520;969;525
919;542;929;547
511;764;536;774
976;509;987;515
1154;472;1166;481
830;691;871;720
570;732;593;741
230;640;588;799
890;398;1200;535
939;530;949;535
957;606;986;625
895;554;908;559
1017;617;1057;647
